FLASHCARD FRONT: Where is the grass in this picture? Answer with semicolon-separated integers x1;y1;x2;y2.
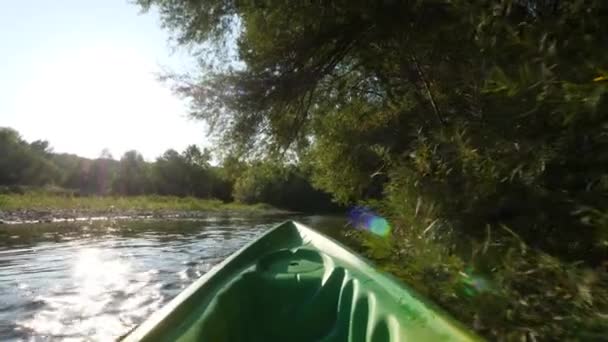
350;213;608;341
0;192;278;214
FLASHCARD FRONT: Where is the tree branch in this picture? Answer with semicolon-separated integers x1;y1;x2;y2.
411;54;446;126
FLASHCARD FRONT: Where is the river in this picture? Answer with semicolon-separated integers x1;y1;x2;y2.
0;214;346;341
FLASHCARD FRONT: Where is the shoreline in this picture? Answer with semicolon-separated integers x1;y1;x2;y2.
0;193;297;225
0;208;296;225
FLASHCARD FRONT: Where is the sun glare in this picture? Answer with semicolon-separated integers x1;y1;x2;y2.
13;43;205;159
19;247;163;340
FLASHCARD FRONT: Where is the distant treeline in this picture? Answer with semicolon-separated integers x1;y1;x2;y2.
0;127;338;212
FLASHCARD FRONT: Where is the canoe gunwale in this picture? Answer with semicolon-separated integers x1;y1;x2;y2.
122;220;483;341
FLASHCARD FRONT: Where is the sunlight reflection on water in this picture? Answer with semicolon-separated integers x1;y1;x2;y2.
0;216;343;341
18;248;163;341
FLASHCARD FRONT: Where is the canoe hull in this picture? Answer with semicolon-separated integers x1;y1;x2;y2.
123;221;481;341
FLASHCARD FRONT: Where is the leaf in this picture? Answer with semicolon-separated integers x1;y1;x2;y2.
593;75;608;82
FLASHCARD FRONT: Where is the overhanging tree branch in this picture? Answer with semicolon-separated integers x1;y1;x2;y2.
411;54;446;126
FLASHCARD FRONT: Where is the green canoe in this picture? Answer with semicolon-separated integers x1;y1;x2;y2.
123;221;481;341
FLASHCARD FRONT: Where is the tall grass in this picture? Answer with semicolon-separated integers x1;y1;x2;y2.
0;192;276;213
352;206;608;340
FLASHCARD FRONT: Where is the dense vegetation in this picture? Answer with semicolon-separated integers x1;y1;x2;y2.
137;0;608;339
0;192;273;214
0;127;335;212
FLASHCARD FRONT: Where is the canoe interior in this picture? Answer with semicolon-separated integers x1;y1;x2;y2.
124;221;481;341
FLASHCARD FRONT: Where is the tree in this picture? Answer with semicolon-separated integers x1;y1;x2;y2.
114;150;149;195
0;127;59;186
232;161;282;204
99;148;113;160
136;3;608;337
183;145;211;168
30;140;52;156
231;159;339;211
151;149;189;196
139;0;608;260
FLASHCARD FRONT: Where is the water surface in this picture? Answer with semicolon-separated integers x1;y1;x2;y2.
0;215;344;341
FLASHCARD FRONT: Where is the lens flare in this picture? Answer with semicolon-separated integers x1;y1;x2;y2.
459;267;492;297
348;207;392;237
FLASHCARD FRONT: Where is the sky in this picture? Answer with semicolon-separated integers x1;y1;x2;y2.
0;0;209;160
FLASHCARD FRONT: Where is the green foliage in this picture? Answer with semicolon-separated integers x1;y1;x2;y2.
0;192;273;214
139;0;608;338
151;146;233;201
0;127;333;212
114;150;149;195
357;212;608;340
232;159;339;212
142;0;608;256
232;161;280;204
0;128;60;186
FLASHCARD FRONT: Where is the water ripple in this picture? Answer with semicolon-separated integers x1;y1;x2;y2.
0;215;344;341
0;217;278;341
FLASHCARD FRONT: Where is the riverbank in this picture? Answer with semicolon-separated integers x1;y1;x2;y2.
0;193;291;224
352;215;608;341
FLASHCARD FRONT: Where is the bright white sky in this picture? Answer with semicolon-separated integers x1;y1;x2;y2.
0;0;209;160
